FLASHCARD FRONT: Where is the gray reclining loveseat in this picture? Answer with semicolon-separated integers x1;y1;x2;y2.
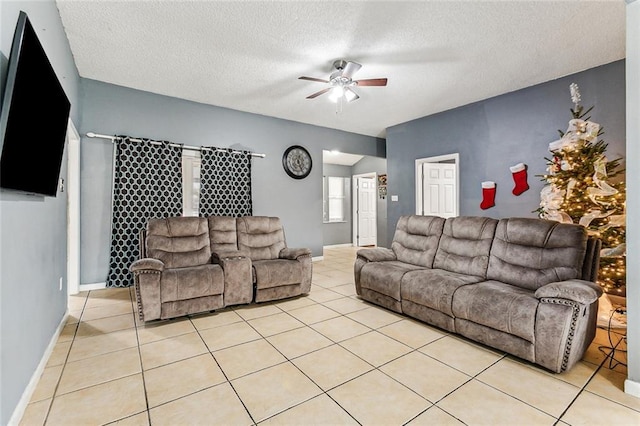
355;215;602;373
130;216;312;321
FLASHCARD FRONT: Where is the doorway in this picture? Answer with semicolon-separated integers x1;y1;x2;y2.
67;119;81;295
415;153;459;218
353;173;377;246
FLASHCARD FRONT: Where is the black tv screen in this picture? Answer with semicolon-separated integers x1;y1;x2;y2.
0;11;71;197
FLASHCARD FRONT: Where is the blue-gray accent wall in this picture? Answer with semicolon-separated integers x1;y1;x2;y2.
385;60;625;240
79;79;384;284
0;1;81;423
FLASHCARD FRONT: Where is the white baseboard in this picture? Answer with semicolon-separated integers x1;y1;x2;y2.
9;311;69;426
323;243;354;249
79;281;106;292
624;378;640;398
312;256;324;262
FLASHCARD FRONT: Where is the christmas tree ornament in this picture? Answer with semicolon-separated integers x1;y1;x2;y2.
537;83;626;295
509;163;529;196
480;181;496;210
570;82;581;106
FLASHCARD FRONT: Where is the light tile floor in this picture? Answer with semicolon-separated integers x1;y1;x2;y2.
21;247;639;425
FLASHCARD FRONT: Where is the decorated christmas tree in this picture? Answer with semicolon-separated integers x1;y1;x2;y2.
537;83;626;295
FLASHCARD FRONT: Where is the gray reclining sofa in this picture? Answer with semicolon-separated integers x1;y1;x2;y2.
355;215;602;373
130;216;312;322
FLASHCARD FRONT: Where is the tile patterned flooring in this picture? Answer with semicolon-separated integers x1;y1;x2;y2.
20;247;639;425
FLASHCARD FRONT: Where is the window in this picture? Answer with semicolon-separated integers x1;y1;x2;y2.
182;150;201;216
323;176;349;223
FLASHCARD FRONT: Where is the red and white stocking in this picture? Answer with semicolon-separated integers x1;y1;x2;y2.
480;181;496;210
510;163;529;196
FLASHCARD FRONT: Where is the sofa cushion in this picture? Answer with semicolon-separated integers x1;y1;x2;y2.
487;218;587;291
253;259;302;289
237;216;286;261
391;215;445;268
433;216;497;277
208;216;238;253
160;264;224;303
360;261;425;301
147;217;212;269
452;280;539;342
401;269;484;317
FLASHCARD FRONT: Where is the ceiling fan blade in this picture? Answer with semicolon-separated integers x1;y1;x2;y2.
341;61;362;79
345;87;359;102
299;76;329;83
306;87;332;99
355;78;388;87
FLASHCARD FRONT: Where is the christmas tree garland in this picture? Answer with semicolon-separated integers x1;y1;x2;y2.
537;84;626;295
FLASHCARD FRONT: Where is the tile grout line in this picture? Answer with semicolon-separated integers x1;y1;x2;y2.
100;289;152;426
190;310;259;425
233;293;370;424
42;290;89;426
556;334;637;422
243;311;364;425
129;288;154;426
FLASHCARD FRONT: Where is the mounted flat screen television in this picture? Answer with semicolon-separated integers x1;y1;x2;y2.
0;11;71;197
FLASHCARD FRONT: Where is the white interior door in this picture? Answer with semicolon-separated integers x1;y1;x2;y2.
357;177;377;246
422;163;457;217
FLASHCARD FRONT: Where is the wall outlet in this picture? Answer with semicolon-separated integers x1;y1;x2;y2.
391;195;399;202
59;277;63;291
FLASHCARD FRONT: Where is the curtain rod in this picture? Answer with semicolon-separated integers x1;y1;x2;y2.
85;132;266;158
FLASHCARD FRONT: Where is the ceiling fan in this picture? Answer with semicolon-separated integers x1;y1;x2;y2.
299;60;387;103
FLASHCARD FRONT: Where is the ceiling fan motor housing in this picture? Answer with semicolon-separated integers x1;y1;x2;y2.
330;72;355;87
333;59;349;71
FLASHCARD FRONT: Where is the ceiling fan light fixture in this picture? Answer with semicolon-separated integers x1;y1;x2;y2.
299;60;385;106
328;86;345;102
344;87;358;102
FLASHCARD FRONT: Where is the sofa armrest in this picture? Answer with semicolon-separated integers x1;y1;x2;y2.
129;258;163;322
130;258;164;273
354;248;396;296
357;247;396;263
535;279;602;305
279;247;312;260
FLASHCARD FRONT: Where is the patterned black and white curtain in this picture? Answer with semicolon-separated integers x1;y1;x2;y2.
106;137;183;287
199;148;252;217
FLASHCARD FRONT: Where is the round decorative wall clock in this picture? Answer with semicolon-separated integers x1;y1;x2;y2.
282;145;312;179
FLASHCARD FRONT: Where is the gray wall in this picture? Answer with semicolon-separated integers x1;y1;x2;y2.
322;164;353;246
625;0;639;396
352;155;388;247
0;1;81;423
79;79;383;283
386;60;626;240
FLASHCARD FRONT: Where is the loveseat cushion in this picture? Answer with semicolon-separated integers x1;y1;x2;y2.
433;216;497;277
401;269;484;317
360;261;425;301
253;259;303;289
452;280;539;342
147;217;211;269
391;215;445;268
237;216;286;261
160;264;224;303
487;218;587;291
208;216;239;253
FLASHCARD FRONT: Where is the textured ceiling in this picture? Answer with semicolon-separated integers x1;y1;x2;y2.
56;1;625;138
